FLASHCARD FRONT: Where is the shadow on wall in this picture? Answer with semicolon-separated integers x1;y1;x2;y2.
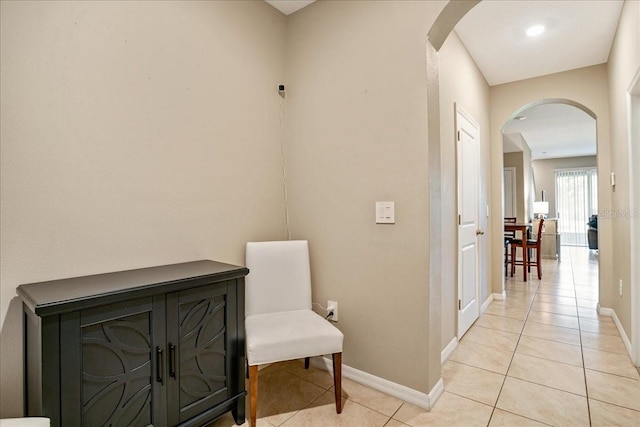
1;297;25;417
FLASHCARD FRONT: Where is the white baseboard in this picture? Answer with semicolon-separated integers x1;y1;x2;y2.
492;291;506;301
597;304;633;359
310;356;443;410
441;337;458;364
427;378;444;409
597;303;612;317
481;294;494;313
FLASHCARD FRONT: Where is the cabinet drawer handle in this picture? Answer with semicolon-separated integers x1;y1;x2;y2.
156;346;164;384
169;343;176;378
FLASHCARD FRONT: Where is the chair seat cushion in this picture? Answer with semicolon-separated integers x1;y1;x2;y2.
246;309;343;366
0;419;50;427
511;239;537;246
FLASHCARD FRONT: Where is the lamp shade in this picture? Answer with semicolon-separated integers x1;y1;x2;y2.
533;201;549;215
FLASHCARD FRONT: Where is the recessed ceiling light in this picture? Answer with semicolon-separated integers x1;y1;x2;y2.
526;24;546;37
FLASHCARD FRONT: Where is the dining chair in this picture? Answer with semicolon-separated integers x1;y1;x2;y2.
504;217;517;276
245;240;344;427
0;419;49;426
510;218;544;280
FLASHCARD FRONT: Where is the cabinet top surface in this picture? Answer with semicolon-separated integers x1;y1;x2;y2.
18;260;248;316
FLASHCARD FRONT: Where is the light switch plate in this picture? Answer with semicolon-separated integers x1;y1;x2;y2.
376;201;395;224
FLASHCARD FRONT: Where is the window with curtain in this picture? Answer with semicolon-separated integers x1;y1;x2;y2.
555;168;598;246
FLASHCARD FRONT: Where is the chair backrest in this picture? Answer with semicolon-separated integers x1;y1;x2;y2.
504;217;517;239
533;218;545;244
245;240;312;316
535;218;544;245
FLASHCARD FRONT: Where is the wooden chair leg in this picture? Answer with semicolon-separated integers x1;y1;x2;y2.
537;247;542;279
304;357;310;369
511;245;516;276
332;352;342;414
249;365;258;427
504;243;508;277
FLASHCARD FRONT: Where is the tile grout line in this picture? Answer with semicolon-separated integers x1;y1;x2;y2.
490;246;600;425
487;248;610;425
571;247;594;426
485;265;540;426
385;404;404;426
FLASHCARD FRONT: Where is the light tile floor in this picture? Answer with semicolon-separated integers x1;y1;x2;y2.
210;247;640;426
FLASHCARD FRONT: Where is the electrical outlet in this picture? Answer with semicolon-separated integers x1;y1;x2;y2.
327;300;338;322
619;279;623;296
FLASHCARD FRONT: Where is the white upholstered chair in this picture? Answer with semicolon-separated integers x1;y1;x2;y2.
0;419;49;427
245;240;344;427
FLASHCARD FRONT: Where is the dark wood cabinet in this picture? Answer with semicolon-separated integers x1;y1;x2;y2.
18;260;248;427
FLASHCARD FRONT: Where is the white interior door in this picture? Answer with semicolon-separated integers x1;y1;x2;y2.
456;106;481;338
503;167;516;219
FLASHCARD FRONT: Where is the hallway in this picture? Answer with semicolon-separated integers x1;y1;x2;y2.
211;247;639;426
442;246;640;425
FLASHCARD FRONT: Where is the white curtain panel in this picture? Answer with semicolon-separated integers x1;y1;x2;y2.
555;168;598;246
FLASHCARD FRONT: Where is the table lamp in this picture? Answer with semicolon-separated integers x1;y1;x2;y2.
533;201;549;219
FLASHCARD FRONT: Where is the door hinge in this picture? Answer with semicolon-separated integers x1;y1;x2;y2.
457;130;461;141
458;214;461;225
458;299;461;310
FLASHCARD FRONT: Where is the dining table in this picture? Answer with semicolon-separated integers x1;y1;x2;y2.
505;223;532;281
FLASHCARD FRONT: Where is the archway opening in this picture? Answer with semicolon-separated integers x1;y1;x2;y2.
425;1;611;399
501;99;599;292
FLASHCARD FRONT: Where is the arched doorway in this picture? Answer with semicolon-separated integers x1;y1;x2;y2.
426;0;618;400
501;99;598;249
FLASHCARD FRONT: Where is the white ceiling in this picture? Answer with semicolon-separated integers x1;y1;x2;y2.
502;103;596;160
455;0;623;86
265;0;624;160
455;0;622;160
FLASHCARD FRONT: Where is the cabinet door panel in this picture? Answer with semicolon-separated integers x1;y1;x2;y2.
167;281;232;424
77;297;166;427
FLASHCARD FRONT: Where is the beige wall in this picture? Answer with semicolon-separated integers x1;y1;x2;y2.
489;65;612;297
438;30;491;350
532;156;598;219
285;0;447;393
605;0;639;340
0;1;287;416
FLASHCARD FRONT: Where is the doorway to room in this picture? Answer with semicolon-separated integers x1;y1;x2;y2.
500;100;600;275
502;167;517;219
